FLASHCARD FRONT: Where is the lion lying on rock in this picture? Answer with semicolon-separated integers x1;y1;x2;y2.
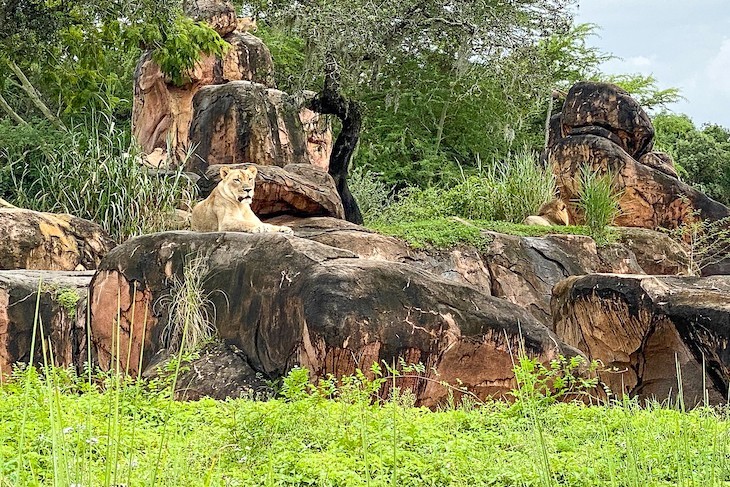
191;165;293;235
523;198;570;227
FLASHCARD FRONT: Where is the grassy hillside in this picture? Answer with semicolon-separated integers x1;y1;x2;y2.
1;363;728;486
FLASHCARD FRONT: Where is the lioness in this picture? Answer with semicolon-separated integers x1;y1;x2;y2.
191;165;293;235
236;16;257;33
523;198;570;227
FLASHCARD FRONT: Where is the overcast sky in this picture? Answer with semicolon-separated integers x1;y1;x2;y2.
573;0;730;127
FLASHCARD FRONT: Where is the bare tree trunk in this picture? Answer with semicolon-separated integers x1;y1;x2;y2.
543;93;554;150
0;92;27;126
308;55;363;224
7;60;66;131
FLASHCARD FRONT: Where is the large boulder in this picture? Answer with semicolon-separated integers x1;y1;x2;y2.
0;270;93;375
561;82;654;160
198;164;345;219
187;81;332;173
183;0;237;36
480;232;642;325
0;209;115;271
132;33;276;161
552;274;730;406
549;134;730;229
89;232;578;406
268;217;660;326
615;227;691;276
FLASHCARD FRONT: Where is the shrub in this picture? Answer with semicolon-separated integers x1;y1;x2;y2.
0;113;195;242
348;167;394;224
577;166;622;244
370;148;555;225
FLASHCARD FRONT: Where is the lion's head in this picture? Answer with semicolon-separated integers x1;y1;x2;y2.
538;198;570;226
219;165;258;205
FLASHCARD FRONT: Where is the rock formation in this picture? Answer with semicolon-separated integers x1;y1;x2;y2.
187;83;330;173
89;231;582;406
552;273;730;406
0;270;93;374
548;82;730;229
132;0;332;172
0;209;115;271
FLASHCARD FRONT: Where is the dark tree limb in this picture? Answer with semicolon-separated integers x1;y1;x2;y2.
309;55;363;224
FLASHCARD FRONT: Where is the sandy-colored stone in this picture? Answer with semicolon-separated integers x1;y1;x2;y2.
552;273;730;405
0;209;115;271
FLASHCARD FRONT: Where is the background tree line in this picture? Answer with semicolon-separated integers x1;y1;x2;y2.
0;0;728;231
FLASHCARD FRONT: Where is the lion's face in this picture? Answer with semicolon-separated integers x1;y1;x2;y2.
219;166;258;205
539;198;570;226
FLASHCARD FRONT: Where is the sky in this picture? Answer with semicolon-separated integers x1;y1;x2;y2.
573;0;730;127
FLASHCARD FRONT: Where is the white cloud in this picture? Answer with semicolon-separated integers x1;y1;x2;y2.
707;39;730;94
628;56;653;68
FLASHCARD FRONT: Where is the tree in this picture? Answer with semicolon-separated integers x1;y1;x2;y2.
653;112;730;206
0;0;226;124
248;0;576;199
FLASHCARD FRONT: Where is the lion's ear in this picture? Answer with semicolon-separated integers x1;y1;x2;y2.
247;165;258;177
220;166;231;180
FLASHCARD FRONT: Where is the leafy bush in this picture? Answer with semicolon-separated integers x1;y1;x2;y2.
0;114;196;242
370;148;555;225
653;112;730;205
577;167;622;245
348;167;394;224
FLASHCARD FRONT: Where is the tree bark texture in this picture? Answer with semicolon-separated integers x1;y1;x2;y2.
308;56;363;224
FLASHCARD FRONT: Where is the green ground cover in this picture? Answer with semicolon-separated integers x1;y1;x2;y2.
0;364;728;487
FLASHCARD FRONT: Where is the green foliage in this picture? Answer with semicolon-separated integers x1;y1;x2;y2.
156;252;217;353
148;16;230;87
366;149;555;226
577;167;622;245
3;360;730;486
56;289;81;319
673;215;730;274
348;167;394;224
0;113;196;241
653;112;730;206
0;1;227;119
371;218;491;250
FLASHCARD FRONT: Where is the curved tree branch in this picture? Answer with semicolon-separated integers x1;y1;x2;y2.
309;54;363;224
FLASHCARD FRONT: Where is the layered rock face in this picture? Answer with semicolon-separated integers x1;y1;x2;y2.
552;274;730;405
0;270;93;374
89;232;579;406
548;82;730;229
187;83;330;173
198;164;345;219
132;0;332;171
0;209;115;271
132;33;276;162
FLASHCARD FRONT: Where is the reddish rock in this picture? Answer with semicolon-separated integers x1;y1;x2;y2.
197;163;344;219
269;217;647;326
0;270;93;376
89;232;578;406
616;227;691;276
639;151;679;179
187;82;332;173
552;274;730;406
183;0;237;36
549;134;730;229
0;209;115;271
132;32;276;161
561;82;654;160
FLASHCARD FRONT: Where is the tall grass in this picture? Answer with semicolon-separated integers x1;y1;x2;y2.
361;148;555;225
577;166;622;245
156;252;217;353
0;114;196;242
